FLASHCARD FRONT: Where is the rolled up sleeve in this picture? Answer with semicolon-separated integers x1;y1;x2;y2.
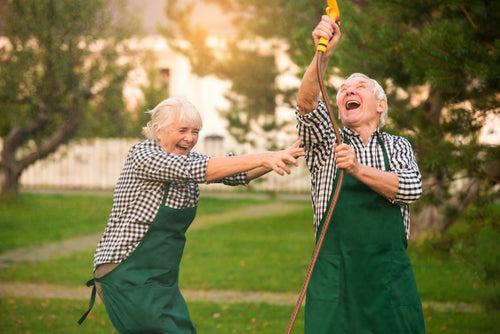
391;137;422;204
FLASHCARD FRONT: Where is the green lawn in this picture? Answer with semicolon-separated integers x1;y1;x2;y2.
1;193;498;333
0;193;272;252
2;298;498;334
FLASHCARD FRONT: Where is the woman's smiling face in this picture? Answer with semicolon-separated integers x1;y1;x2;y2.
155;118;200;155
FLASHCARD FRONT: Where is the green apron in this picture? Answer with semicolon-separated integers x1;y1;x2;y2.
305;137;425;334
80;183;197;334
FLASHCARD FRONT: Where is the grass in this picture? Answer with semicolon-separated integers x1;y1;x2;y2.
0;193;113;252
2;298;303;334
1;193;499;333
0;193;271;253
2;298;499;334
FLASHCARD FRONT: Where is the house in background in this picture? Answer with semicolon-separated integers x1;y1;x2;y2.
121;0;302;151
18;0;498;192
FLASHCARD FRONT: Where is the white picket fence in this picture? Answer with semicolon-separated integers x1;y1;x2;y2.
19;138;311;194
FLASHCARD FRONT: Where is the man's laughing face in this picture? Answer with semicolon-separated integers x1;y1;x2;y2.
337;76;385;130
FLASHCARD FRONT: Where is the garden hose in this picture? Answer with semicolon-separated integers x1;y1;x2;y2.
285;30;344;334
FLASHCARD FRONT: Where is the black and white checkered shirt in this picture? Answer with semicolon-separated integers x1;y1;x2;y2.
93;139;247;271
296;100;422;239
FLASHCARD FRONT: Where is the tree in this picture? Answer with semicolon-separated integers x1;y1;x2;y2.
333;0;499;235
0;0;139;197
164;0;499;235
162;0;294;148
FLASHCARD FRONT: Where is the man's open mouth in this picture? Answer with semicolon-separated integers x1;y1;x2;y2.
346;101;360;110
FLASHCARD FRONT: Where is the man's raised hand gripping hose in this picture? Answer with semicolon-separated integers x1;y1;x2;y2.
317;0;341;53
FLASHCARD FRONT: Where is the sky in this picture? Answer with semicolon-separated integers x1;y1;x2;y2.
127;0;235;35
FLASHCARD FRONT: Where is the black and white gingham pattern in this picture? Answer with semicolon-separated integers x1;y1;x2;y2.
93;140;247;271
296;100;422;239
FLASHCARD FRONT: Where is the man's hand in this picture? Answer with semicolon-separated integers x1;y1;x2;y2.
334;143;359;176
313;15;341;58
334;143;399;200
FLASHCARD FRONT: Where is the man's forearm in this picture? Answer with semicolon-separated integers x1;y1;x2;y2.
297;53;329;115
354;165;399;201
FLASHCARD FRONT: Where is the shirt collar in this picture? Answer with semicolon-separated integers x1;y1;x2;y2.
342;127;381;143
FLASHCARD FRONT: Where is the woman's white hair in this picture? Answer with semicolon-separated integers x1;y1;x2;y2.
336;73;389;128
142;96;203;140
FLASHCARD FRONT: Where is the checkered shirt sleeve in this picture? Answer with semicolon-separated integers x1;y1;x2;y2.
295;100;422;239
93;140;247;271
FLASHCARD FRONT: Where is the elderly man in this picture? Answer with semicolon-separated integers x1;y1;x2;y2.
296;16;425;333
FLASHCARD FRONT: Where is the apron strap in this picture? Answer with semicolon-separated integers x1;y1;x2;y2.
162;182;171;206
377;133;390;172
78;278;97;325
344;131;390;172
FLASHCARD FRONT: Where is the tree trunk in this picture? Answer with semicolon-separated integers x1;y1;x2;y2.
0;163;21;198
411;176;482;239
0;104;79;197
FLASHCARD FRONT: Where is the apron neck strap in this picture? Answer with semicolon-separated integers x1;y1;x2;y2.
343;131;390;172
162;183;171;206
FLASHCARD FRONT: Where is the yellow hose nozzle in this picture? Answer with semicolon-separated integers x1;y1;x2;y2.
316;0;341;52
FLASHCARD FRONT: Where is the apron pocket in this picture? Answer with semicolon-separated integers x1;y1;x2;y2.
102;283;195;334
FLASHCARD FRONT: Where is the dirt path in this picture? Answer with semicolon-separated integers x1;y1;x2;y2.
0;201;309;268
0;281;483;313
0;282;300;306
0;201;314;306
0;199;484;313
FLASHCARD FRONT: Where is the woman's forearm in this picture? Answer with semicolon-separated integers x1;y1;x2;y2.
205;155;263;183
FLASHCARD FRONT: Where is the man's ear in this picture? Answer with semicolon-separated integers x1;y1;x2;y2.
377;99;387;113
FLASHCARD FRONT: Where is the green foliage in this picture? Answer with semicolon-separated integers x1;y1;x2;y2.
417;202;500;309
162;0;327;147
0;0;145;196
335;1;500;201
0;0;139;138
164;0;499;222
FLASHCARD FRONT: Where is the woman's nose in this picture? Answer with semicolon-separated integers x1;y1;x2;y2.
184;132;196;143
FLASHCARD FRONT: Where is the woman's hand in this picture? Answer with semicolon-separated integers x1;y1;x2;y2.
261;140;305;176
285;139;305;159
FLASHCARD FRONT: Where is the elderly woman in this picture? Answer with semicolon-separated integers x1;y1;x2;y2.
79;96;304;333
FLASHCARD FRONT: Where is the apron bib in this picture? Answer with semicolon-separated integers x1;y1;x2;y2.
305;137;425;334
81;183;197;334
